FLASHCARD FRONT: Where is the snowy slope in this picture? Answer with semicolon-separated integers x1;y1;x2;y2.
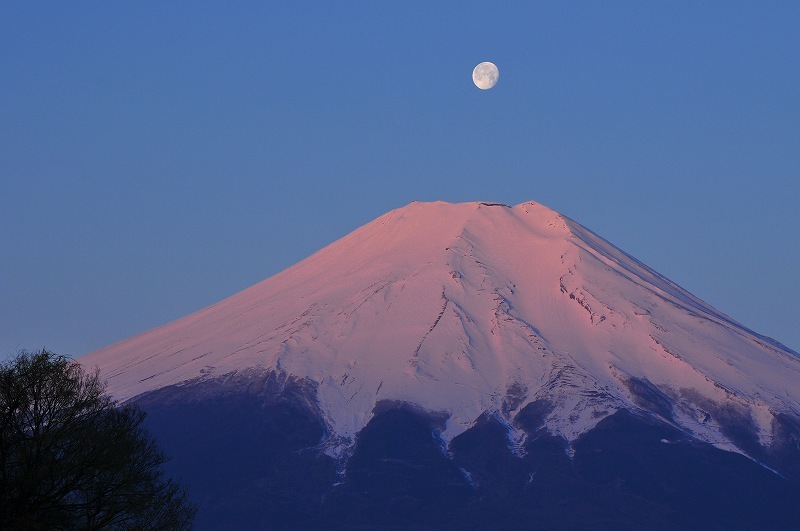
81;200;800;457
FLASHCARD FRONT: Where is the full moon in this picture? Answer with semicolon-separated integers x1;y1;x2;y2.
472;62;499;90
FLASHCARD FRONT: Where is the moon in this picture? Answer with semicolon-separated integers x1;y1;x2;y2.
472;62;499;90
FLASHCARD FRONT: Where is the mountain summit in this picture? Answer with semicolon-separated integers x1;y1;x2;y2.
82;200;800;528
83;200;799;453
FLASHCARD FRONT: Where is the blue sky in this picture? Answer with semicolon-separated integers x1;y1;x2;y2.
2;2;798;360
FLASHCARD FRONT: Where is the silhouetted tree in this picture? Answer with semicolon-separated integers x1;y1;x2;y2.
0;349;196;530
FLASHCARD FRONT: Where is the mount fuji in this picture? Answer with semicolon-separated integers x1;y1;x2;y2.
81;200;800;529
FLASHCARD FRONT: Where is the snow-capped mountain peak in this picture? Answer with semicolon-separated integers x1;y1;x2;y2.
81;200;800;460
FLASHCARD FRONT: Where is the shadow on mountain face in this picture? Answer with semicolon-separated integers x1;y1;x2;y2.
138;375;800;530
137;373;337;530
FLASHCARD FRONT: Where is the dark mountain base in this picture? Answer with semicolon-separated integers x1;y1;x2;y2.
138;375;800;530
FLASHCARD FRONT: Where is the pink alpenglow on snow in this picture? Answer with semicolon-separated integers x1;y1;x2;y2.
81;200;800;457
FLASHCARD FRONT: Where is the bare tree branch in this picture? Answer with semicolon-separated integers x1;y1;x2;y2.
0;349;196;530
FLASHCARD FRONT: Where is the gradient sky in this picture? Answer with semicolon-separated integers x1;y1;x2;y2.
2;2;799;361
